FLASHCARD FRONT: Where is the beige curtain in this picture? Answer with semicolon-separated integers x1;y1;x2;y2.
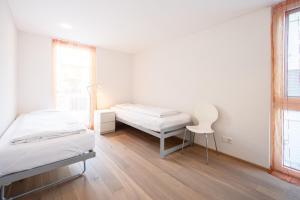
90;48;97;129
271;0;300;183
52;39;97;129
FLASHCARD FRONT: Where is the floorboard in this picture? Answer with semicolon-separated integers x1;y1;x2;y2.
7;126;300;200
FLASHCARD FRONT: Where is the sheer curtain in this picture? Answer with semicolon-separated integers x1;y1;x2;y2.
52;39;96;128
272;0;300;184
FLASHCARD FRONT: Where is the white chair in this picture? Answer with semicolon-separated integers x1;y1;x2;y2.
182;104;218;164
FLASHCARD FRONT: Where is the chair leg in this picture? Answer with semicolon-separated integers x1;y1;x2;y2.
205;133;209;164
181;129;187;151
213;132;218;153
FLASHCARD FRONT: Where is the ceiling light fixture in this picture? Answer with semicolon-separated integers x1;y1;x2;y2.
59;23;72;29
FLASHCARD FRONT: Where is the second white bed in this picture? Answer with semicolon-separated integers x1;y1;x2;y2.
111;105;191;132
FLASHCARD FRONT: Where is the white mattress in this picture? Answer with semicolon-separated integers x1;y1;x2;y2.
0;114;95;177
114;103;179;117
10;110;87;144
111;105;191;132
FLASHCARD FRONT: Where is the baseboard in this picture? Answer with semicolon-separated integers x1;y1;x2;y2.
192;143;271;172
271;170;300;186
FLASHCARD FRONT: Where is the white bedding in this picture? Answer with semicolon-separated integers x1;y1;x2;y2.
10;110;86;144
0;111;95;177
111;105;191;132
115;104;179;118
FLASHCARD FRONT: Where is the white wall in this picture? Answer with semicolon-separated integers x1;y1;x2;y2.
0;0;18;135
17;31;133;113
133;8;271;168
17;32;53;113
96;48;132;108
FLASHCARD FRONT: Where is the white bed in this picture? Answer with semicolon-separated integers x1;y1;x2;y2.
0;131;94;177
111;105;191;132
0;110;95;200
111;104;193;157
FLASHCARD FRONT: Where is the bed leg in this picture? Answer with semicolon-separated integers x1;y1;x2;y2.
1;160;88;200
1;186;6;200
82;161;86;174
189;130;192;144
160;134;165;158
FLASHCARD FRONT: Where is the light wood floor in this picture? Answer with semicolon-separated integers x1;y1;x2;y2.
7;126;300;200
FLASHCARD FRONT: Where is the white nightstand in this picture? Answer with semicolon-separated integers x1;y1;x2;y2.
94;109;115;134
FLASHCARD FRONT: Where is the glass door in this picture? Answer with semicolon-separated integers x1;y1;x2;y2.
283;9;300;172
53;40;94;126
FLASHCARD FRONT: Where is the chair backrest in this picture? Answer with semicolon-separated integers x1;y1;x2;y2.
194;104;218;125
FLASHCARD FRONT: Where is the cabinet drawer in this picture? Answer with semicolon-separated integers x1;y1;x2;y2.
99;113;115;123
99;121;115;134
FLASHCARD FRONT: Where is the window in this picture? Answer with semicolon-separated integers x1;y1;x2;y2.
53;40;96;127
272;1;300;182
283;9;300;171
286;10;300;97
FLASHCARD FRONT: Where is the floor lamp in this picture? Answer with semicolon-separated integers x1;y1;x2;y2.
86;83;101;129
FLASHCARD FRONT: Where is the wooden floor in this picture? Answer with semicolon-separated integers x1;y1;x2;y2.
7;126;300;200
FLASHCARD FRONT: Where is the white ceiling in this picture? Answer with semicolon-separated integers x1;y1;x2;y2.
8;0;280;53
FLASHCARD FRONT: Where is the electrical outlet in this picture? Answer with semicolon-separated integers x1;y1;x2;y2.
222;136;232;144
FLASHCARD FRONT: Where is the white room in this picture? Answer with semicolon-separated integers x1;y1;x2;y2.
1;0;300;199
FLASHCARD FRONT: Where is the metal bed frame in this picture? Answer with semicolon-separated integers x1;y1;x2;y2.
117;117;193;157
0;150;95;200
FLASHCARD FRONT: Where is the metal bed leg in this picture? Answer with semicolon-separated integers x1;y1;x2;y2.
182;129;193;151
181;129;187;151
1;160;87;200
189;129;192;144
190;132;195;146
1;186;6;200
160;134;165;158
82;160;86;174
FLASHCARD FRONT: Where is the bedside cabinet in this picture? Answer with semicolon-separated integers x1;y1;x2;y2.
94;109;115;134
